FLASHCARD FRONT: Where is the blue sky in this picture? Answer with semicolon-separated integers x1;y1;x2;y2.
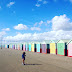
0;0;72;41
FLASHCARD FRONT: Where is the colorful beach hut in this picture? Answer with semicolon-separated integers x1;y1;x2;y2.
31;42;36;52
41;41;50;54
15;44;17;50
67;40;72;57
19;43;23;50
31;43;34;52
5;44;7;48
26;43;29;51
36;42;42;53
29;43;31;51
17;44;20;50
23;43;26;51
50;40;58;54
10;44;12;48
57;40;69;56
13;44;15;49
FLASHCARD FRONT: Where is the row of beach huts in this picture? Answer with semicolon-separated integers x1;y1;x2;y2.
1;39;72;57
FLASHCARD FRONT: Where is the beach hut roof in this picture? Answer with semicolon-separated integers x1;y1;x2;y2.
45;40;51;43
50;40;59;43
67;40;72;45
57;39;70;43
41;40;51;44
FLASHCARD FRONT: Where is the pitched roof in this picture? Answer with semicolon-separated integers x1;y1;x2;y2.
57;39;70;43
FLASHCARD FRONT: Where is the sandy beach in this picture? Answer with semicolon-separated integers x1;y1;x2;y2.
0;48;72;72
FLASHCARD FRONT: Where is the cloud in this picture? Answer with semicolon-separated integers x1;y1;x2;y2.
39;20;43;26
2;28;10;31
30;27;41;31
0;31;6;38
52;14;72;31
34;21;43;27
70;0;72;2
34;22;38;27
14;24;28;30
35;3;41;7
2;14;72;42
47;20;51;24
7;2;15;8
35;0;48;7
3;30;72;42
43;1;48;4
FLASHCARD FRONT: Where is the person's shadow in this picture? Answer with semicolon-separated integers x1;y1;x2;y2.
25;64;42;65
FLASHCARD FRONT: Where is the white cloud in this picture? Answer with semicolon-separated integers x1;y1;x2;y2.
3;30;72;42
70;0;72;2
39;20;43;26
35;0;48;7
35;3;41;7
3;14;72;42
34;22;38;27
14;24;28;30
34;21;43;27
52;14;72;31
31;27;41;31
0;31;6;38
43;1;48;4
2;28;10;31
47;20;51;24
7;2;15;8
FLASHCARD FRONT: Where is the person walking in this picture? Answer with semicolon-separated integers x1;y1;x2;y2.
22;52;26;65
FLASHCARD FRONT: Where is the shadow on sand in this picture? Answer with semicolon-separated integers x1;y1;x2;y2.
25;64;42;65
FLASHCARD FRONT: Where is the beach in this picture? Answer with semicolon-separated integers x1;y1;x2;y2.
0;48;72;72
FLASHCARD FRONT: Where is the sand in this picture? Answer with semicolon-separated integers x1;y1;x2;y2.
0;48;72;72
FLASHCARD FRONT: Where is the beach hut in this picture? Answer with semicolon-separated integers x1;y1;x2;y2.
10;44;13;49
2;44;5;48
31;43;34;52
36;42;42;53
13;44;15;49
5;44;9;48
34;43;36;52
41;40;51;54
19;43;23;50
17;44;20;50
57;40;69;56
23;43;26;51
41;41;46;54
45;40;51;54
41;41;50;54
5;44;7;48
12;44;13;49
7;45;9;48
50;40;58;54
26;43;29;51
67;40;72;57
15;44;18;50
31;42;36;52
29;43;31;51
9;44;11;48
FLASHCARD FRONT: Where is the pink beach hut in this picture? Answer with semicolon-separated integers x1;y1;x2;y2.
67;40;72;57
23;43;26;51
